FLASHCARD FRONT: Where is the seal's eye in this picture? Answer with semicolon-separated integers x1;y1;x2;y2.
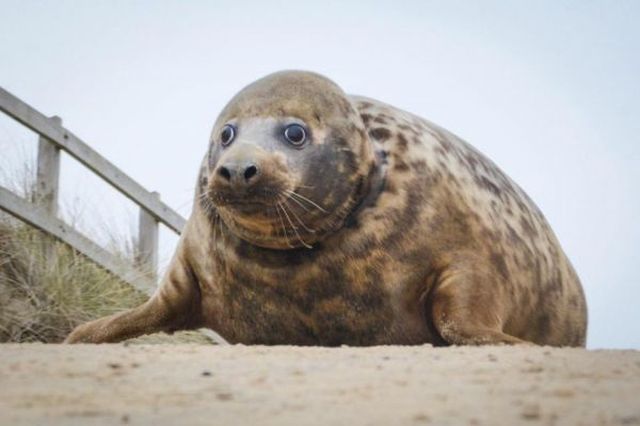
220;124;236;146
284;124;306;146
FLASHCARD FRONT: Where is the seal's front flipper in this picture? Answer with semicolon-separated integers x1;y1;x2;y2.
64;298;169;343
65;249;203;344
427;267;533;346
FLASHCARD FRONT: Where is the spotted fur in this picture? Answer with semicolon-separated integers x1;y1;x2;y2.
66;71;587;347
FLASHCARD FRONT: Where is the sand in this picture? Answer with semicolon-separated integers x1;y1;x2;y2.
0;344;639;425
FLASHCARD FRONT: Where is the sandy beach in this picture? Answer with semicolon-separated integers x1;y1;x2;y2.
1;344;639;425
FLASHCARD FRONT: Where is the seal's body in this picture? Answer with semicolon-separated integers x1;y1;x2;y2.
66;71;587;346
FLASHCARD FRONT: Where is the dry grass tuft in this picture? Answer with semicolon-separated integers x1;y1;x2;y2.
0;157;210;344
0;217;147;342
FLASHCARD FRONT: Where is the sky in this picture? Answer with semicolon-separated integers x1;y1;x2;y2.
0;0;638;349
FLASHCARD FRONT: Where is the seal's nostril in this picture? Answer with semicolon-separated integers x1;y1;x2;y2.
218;166;231;181
244;165;258;181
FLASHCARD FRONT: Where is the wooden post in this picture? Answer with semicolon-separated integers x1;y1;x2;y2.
35;116;61;214
137;191;159;282
35;115;61;268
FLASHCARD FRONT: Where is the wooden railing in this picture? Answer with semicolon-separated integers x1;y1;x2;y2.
0;87;226;344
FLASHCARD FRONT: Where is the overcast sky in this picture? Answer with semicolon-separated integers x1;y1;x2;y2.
1;0;638;349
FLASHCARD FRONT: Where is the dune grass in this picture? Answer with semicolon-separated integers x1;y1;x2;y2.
0;218;147;342
0;155;210;344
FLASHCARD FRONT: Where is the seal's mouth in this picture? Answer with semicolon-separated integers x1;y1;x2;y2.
217;200;266;215
212;195;270;207
207;188;286;215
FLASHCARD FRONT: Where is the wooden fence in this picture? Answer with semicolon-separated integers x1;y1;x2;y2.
0;87;226;344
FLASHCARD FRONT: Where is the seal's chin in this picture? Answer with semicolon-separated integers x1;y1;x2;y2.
201;189;286;248
217;203;302;250
206;191;321;250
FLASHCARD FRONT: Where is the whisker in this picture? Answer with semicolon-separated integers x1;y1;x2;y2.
280;203;312;249
175;198;196;211
280;190;310;212
275;204;294;248
212;210;219;243
216;212;228;244
285;190;328;214
283;199;316;233
196;192;211;201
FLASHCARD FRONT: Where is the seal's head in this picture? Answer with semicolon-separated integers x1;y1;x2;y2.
202;71;376;249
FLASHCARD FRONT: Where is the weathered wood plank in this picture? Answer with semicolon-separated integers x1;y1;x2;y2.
35;116;62;267
35;116;62;215
136;191;160;280
0;186;155;295
0;87;187;233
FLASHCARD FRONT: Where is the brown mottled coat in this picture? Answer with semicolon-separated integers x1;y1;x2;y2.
66;71;587;347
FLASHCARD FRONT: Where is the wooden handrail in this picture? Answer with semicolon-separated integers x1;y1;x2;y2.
0;86;186;233
0;187;156;294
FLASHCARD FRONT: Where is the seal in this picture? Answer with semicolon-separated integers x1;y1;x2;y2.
65;71;588;346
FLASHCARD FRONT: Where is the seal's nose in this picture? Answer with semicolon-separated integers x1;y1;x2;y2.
216;162;260;188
